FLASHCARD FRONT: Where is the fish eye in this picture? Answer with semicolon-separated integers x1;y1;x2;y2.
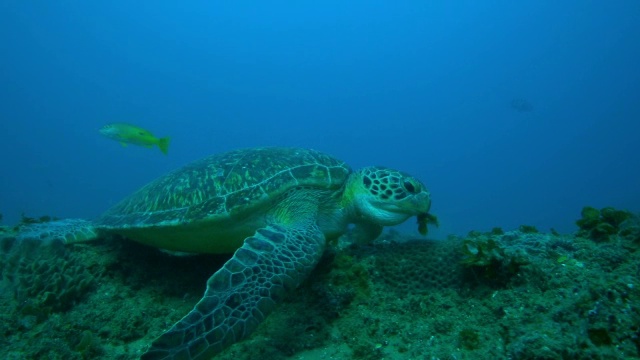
403;180;418;194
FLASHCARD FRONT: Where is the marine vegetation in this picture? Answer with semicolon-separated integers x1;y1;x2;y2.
14;243;96;315
462;233;506;267
518;224;539;234
575;206;636;242
3;213;60;234
460;229;531;287
417;212;439;236
18;213;58;225
2;207;640;359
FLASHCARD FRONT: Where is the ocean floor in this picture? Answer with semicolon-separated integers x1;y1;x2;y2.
1;207;639;359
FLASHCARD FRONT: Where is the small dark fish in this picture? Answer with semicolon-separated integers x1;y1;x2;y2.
510;98;533;113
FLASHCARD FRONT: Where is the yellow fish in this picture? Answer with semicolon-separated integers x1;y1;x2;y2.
100;123;170;155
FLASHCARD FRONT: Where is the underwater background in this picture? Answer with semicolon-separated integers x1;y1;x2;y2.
2;2;640;360
1;1;639;235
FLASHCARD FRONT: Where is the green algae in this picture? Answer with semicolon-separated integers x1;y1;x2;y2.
576;206;633;242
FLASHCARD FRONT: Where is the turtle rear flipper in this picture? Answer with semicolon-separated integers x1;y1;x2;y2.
17;219;99;244
142;222;326;360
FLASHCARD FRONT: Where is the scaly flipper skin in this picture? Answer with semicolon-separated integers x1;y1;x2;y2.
16;219;98;244
141;223;326;360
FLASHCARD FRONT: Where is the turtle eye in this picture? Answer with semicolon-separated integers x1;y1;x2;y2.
403;180;418;194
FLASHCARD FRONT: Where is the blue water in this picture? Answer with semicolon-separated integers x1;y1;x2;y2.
1;2;638;237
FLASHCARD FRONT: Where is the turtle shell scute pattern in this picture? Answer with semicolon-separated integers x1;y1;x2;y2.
97;147;351;228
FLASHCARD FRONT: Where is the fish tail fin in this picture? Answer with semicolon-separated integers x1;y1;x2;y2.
158;137;170;155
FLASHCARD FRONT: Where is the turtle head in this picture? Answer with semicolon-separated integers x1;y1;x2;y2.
346;166;432;227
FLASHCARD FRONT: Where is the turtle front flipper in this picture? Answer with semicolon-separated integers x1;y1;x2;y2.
141;223;326;360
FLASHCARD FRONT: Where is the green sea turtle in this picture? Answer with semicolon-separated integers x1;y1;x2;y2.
17;147;433;359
